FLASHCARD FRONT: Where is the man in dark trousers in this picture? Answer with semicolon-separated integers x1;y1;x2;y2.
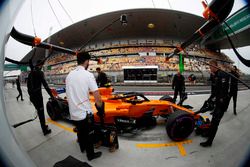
96;67;108;87
16;75;24;101
27;59;53;136
66;52;103;161
199;59;230;147
172;71;185;104
229;66;240;115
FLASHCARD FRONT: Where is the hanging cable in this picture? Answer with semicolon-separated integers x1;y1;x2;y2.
167;0;185;73
223;20;240;51
151;0;156;8
57;0;74;23
48;0;63;28
78;19;118;52
222;20;241;69
78;14;127;52
30;0;37;36
222;19;250;67
223;21;237;38
191;53;250;89
167;0;172;9
223;29;250;67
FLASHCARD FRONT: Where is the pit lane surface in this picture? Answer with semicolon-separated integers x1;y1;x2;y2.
4;84;250;167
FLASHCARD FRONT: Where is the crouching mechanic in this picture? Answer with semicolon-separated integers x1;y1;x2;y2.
196;59;230;147
66;52;104;161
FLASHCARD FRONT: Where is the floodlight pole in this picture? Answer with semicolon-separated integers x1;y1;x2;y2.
45;26;53;58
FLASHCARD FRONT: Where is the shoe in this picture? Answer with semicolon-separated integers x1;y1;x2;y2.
109;144;118;153
16;97;18;101
80;147;85;153
87;152;102;161
43;129;51;136
43;126;52;136
21;99;24;101
200;141;212;147
73;127;78;133
234;110;237;115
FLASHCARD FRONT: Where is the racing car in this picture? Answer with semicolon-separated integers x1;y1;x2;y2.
46;87;206;141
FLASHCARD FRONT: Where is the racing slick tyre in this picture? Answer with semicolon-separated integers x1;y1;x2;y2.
46;100;60;121
166;110;195;141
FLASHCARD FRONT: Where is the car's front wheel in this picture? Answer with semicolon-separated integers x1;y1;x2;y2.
46;100;60;121
166;110;195;141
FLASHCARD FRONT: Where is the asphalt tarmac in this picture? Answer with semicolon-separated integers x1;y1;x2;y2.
4;84;250;167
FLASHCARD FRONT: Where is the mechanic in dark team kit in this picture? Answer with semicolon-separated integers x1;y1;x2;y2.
16;75;24;101
96;67;108;87
27;60;53;136
229;66;240;115
172;71;185;104
199;59;230;147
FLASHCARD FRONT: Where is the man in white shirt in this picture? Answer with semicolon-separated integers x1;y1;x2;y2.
66;52;103;161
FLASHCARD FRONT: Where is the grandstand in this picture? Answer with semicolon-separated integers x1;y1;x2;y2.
43;45;233;85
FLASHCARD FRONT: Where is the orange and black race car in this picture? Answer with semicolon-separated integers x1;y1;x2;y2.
46;87;209;141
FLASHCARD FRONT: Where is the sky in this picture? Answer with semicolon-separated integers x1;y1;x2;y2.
4;0;250;74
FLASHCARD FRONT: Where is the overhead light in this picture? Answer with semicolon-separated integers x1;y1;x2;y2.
148;23;155;29
59;41;64;45
120;14;128;26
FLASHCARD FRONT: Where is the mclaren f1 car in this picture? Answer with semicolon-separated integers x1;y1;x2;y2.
46;87;208;141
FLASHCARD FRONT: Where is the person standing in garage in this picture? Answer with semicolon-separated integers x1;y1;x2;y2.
96;67;108;87
27;59;54;136
199;59;230;147
16;75;24;101
66;52;104;161
229;65;240;115
172;70;185;104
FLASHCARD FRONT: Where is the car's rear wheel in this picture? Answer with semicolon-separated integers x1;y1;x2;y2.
166;110;195;141
46;101;60;121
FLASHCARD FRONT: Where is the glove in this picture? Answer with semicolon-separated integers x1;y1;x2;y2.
194;111;201;115
50;96;56;101
95;102;105;118
198;99;215;114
